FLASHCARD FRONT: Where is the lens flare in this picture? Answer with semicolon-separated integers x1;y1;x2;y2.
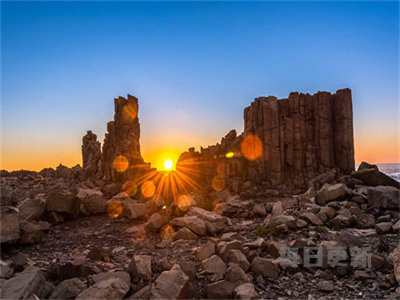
141;180;155;198
241;134;263;160
164;159;173;170
107;199;123;219
177;194;192;211
113;155;129;172
225;152;234;158
212;175;225;191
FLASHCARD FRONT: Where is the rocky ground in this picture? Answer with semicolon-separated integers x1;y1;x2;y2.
1;162;400;299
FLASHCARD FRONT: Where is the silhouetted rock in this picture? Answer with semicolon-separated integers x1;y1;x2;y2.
82;130;102;178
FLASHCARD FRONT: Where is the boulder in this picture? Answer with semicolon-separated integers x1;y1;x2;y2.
186;207;229;233
202;254;227;278
319;206;336;218
206;280;235;299
218;239;245;258
367;186;399;209
19;221;50;244
225;250;250;271
76;277;129;299
266;215;296;229
129;285;151;299
128;255;152;281
50;262;94;281
250;257;279;279
46;190;81;218
82;194;107;215
170;216;206;236
93;271;130;285
0;206;20;244
329;215;352;228
267;241;284;258
173;227;197;241
225;263;251;286
352;164;399;188
316;183;349;205
17;194;46;221
77;187;102;198
122;200;147;219
300;212;323;225
354;214;375;228
151;264;189;299
233;283;258;299
0;266;51;299
272;257;300;273
194;241;215;262
50;278;87;299
145;213;166;233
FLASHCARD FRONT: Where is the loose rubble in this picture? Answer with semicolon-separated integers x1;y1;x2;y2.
1;90;399;299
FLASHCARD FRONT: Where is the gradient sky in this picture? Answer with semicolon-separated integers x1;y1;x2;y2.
1;1;399;171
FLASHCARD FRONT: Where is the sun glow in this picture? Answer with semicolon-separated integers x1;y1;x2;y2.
164;159;173;171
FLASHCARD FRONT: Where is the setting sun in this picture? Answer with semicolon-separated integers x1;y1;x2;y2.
164;159;173;171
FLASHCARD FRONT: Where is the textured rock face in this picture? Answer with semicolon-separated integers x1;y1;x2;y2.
101;95;145;182
82;131;101;177
82;95;150;184
177;89;355;191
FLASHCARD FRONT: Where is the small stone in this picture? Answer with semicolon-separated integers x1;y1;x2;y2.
250;257;279;279
253;204;266;216
194;242;215;262
173;227;197;241
300;212;323;225
151;264;189;299
266;215;296;229
318;280;335;292
170;216;206;236
272;201;283;216
225;250;250;271
233;283;258;299
224;264;251;287
206;280;235;299
202;255;227;278
50;278;87;299
76;277;129;299
145;213;166;233
316;183;349;205
375;222;393;234
128;255;152;281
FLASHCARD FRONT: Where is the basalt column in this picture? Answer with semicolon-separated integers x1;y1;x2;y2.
101;94;145;182
81;130;101;178
244;88;355;186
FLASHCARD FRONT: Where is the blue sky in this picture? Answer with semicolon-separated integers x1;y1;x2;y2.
1;1;399;170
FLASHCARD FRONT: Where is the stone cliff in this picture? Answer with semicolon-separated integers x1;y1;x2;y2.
177;88;355;193
82;88;355;195
82;94;151;183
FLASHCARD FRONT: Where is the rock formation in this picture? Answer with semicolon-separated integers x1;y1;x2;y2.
82;95;151;184
177;88;355;193
81;131;101;177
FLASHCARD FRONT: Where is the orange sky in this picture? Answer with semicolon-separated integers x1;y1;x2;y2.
1;135;399;172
